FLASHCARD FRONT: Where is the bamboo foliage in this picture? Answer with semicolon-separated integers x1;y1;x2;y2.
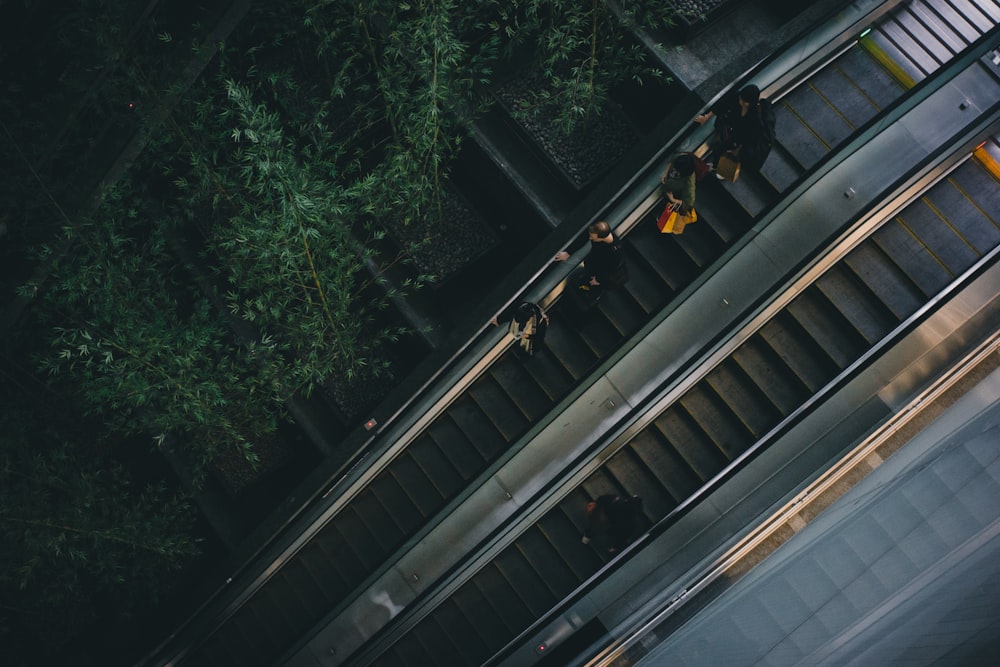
0;405;198;654
28;183;281;472
488;0;675;133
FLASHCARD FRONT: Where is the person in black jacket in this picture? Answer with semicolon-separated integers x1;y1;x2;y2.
695;84;776;172
554;221;628;295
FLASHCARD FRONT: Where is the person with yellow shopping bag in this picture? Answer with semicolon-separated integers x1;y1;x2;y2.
656;154;698;234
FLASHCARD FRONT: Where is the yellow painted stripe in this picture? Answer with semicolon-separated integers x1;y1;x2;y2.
972;146;1000;182
858;36;917;90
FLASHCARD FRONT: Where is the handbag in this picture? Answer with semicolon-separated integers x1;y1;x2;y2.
717;152;741;182
657;204;697;234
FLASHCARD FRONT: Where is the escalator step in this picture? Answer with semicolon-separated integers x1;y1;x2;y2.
467;376;531;442
863;30;925;85
297;542;351;602
694;180;758;243
537;508;604;580
774;98;829;169
473;563;534;624
448;396;509;462
972;0;1000;22
920;0;982;41
605;447;674;520
842;243;925;320
783;83;854;152
618;254;680;315
581;466;627;501
759;144;802;192
370;472;427;535
518;346;576;400
352;488;407;553
894;11;959;61
947;0;996;31
428;417;488;481
251;591;298;651
595;284;648;336
574;308;626;358
814;264;900;344
489;355;555;422
452;580;517;652
720;170;773;218
543;318;599;379
493;547;557;617
880;19;946;73
409;436;465;500
908;2;970;52
629;223;692;292
730;336;806;416
834;46;906;109
945;166;1000;251
671;221;725;269
653;408;729;481
677;384;754;460
389;452;447;517
230;603;282;661
808;64;878;129
282;558;334;619
331;507;387;571
785;290;867;369
419;604;486;666
265;572;317;635
871;219;954;297
628;429;702;504
757;313;837;393
703;360;782;439
515;528;583;599
385;632;432;667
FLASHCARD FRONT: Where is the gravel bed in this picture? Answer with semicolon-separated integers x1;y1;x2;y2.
385;188;497;285
493;74;639;189
668;0;731;25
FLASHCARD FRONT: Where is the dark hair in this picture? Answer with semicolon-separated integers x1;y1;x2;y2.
513;302;536;324
672;154;695;178
738;84;760;106
589;221;611;238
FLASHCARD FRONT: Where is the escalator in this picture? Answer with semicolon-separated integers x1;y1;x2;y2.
367;137;1000;667
170;0;1000;665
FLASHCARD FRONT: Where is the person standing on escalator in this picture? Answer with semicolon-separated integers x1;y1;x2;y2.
695;84;777;175
554;221;628;308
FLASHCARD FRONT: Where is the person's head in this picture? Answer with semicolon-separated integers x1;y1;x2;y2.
513;302;534;325
738;84;760;108
672;154;695;178
588;221;611;241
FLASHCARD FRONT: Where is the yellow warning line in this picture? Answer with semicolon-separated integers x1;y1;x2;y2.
858;36;916;90
973;146;1000;182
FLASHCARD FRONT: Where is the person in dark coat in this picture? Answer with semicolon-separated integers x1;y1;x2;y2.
695;84;776;172
554;221;628;295
581;494;644;553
